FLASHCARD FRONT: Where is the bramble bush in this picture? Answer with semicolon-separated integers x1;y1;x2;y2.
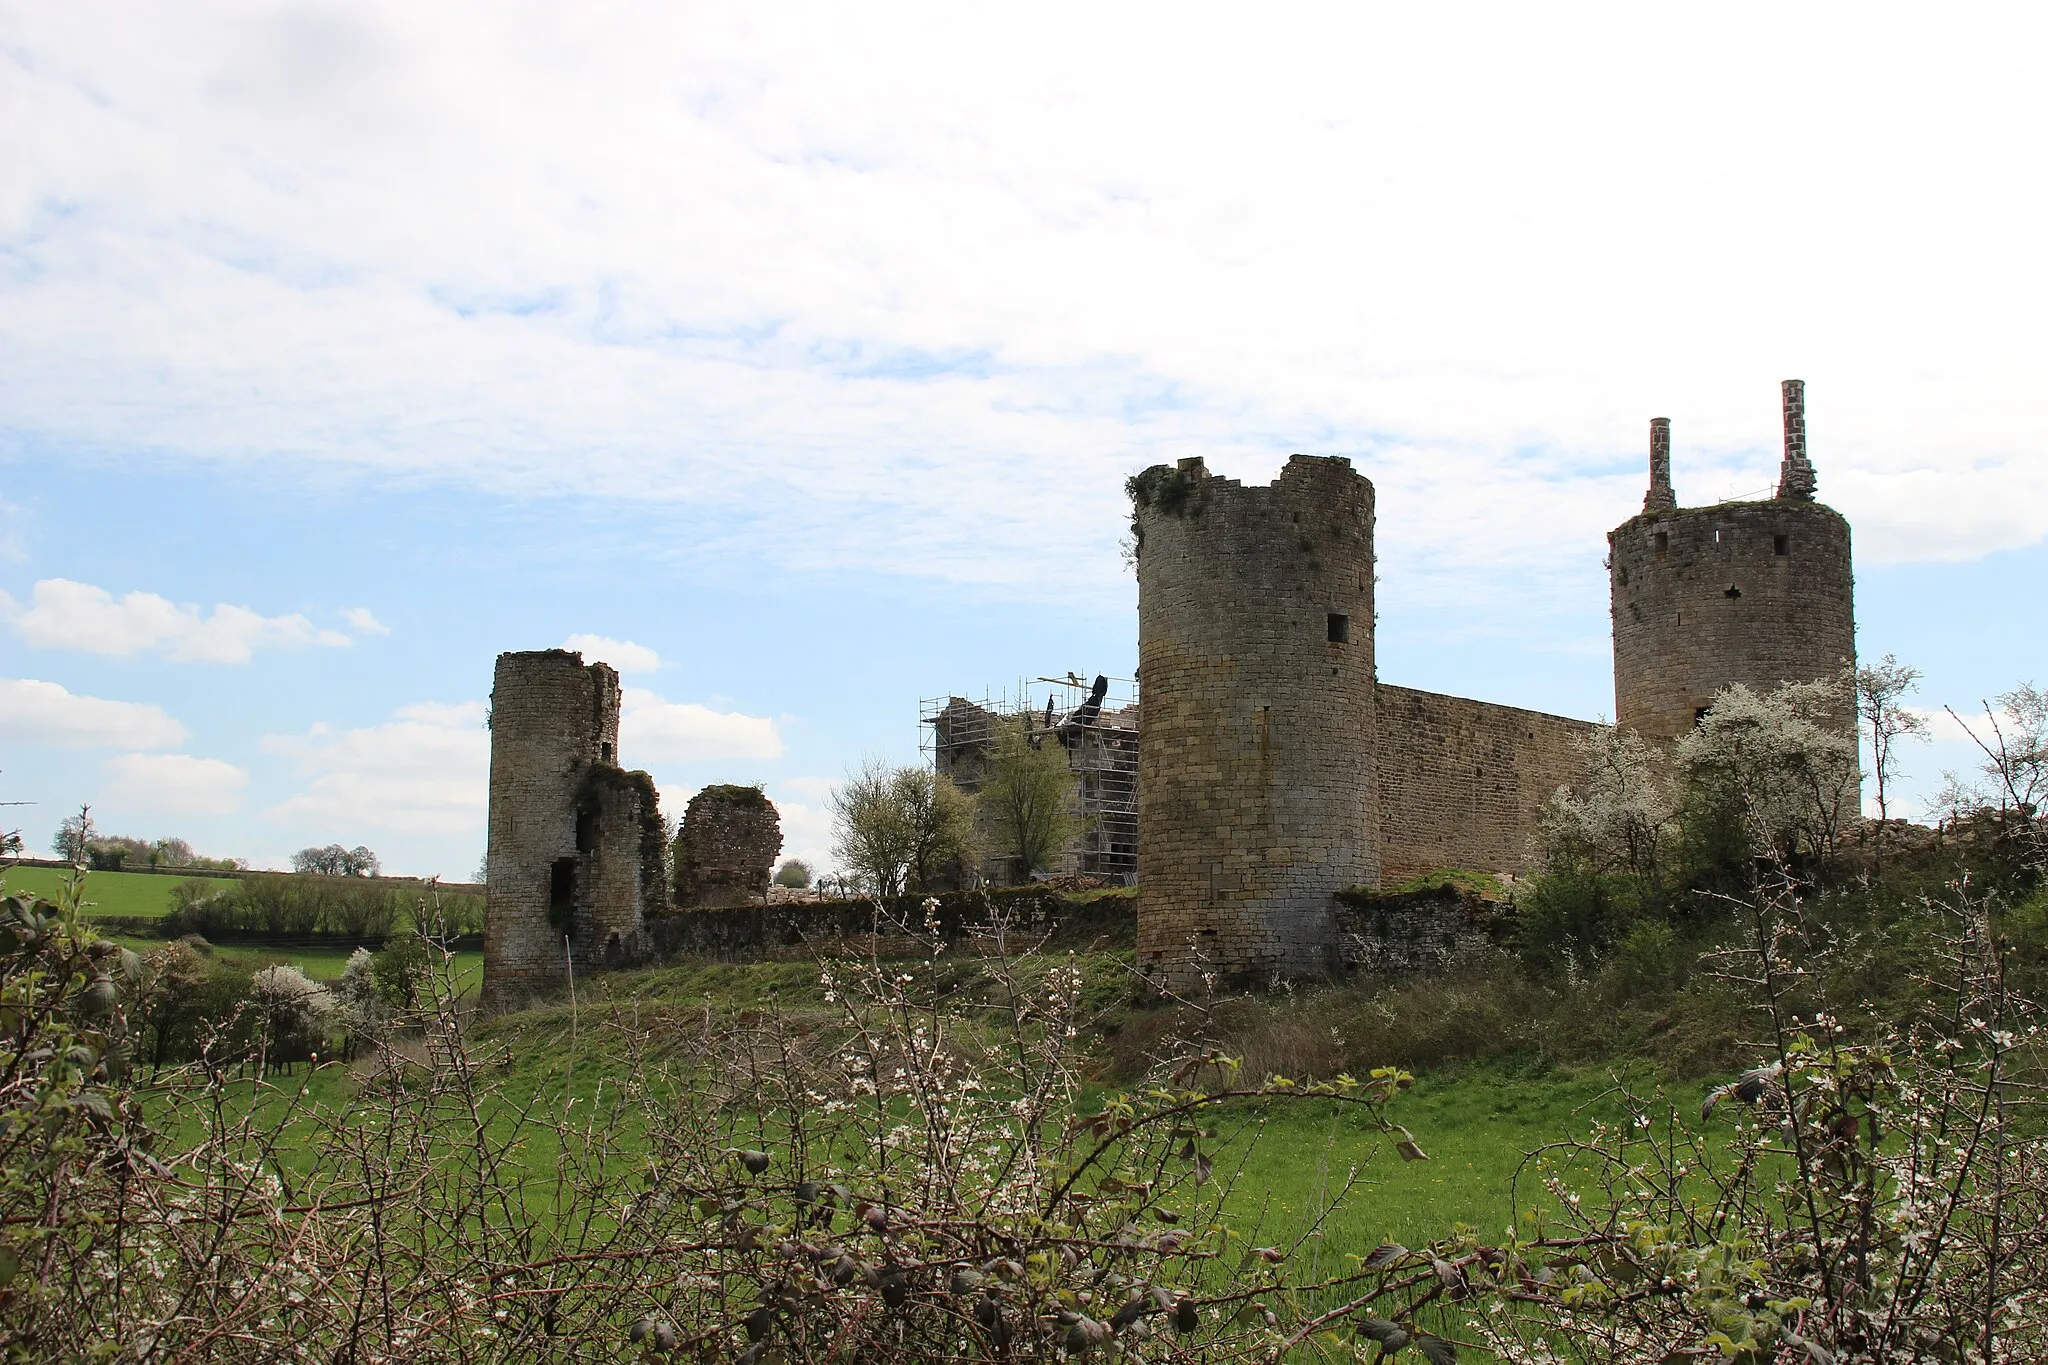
3;882;1496;1362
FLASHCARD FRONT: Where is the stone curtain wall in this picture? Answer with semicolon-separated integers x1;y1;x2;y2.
1610;500;1855;741
674;785;783;907
1375;686;1598;884
1133;455;1377;986
645;886;1137;962
483;650;659;1011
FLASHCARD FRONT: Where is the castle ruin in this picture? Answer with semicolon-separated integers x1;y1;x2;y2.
673;784;783;907
1609;380;1856;741
1121;380;1855;987
482;650;665;1011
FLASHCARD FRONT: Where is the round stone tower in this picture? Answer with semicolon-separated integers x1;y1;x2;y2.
484;649;627;1011
1610;381;1856;741
1131;454;1377;987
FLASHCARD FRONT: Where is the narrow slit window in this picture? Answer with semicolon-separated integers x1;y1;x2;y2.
1327;612;1349;643
1773;534;1789;556
600;741;615;763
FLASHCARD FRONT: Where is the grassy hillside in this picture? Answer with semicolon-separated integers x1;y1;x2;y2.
2;864;234;918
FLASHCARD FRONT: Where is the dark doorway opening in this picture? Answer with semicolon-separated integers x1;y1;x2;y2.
548;857;577;936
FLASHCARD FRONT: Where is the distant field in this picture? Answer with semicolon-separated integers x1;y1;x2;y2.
2;864;234;918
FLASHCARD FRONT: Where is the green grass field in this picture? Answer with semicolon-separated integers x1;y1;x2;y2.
3;864;235;918
104;932;483;988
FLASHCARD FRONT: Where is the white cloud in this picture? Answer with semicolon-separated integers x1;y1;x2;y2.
5;578;353;663
1;3;2043;628
564;633;662;675
342;606;390;635
620;688;782;762
264;699;489;835
100;752;248;816
0;678;188;749
769;778;839;876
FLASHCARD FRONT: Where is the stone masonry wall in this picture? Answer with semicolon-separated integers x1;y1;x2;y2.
1610;499;1855;741
1375;685;1597;884
484;650;656;1011
674;785;783;907
577;765;665;965
1133;455;1377;986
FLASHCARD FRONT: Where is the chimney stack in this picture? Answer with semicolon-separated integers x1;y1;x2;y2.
1643;417;1676;514
1777;379;1817;501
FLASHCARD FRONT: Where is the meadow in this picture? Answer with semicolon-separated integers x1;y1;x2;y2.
9;773;2041;1359
3;863;228;917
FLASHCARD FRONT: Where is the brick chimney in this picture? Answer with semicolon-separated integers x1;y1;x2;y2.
1643;416;1676;514
1777;379;1817;501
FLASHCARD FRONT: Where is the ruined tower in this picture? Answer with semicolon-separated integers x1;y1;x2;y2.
673;785;783;907
484;650;662;1011
1609;381;1856;741
1131;455;1377;985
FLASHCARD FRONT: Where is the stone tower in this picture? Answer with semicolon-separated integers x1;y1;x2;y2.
1609;381;1856;741
1131;455;1377;986
484;649;662;1011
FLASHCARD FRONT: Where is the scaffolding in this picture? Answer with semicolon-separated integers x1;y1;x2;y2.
919;674;1140;885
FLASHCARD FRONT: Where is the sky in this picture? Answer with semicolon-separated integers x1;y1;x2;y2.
3;3;2044;878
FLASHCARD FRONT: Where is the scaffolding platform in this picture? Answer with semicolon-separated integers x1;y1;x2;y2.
918;674;1139;885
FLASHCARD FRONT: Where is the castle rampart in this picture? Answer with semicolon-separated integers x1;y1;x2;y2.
1133;455;1377;985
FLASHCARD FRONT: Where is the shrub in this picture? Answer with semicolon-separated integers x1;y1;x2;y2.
1478;876;2048;1364
373;931;433;1012
5;888;1489;1362
330;948;385;1057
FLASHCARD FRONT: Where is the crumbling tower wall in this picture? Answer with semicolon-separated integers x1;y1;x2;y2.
1610;381;1856;741
484;650;659;1011
1132;455;1377;985
674;785;783;907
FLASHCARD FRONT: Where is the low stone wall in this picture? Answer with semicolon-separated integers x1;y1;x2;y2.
645;887;1139;962
1333;882;1507;977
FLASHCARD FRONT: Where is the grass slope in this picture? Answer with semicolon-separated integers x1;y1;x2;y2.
3;865;234;918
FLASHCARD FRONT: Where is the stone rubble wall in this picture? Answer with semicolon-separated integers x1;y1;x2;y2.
674;785;783;908
1333;883;1506;977
645;886;1137;962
